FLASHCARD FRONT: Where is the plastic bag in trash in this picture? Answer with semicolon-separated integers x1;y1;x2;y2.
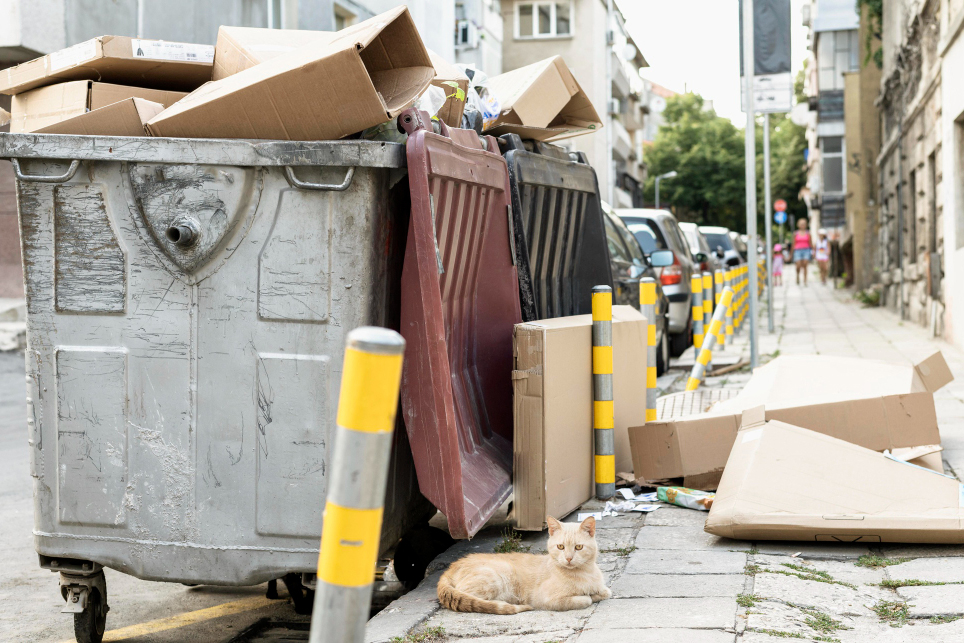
657;486;715;511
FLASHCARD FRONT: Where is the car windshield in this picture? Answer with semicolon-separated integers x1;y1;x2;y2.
680;227;701;254
702;232;733;252
625;222;663;255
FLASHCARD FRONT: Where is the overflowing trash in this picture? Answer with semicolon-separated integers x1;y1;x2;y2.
657;487;715;511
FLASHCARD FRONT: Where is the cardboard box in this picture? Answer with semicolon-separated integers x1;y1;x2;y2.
213;26;467;128
512;306;647;531
0;36;214;95
629;352;952;490
33;98;164;137
11;81;186;133
147;7;434;141
483;56;602;142
705;408;964;543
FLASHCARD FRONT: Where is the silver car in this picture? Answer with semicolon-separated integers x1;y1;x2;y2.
679;222;722;274
617;209;699;357
699;226;745;268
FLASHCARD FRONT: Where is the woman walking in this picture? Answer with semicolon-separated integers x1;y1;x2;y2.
792;218;813;286
815;229;830;285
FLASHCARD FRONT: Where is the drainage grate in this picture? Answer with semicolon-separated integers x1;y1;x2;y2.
227;619;310;643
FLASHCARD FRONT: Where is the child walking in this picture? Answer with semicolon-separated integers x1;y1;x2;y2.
772;243;784;286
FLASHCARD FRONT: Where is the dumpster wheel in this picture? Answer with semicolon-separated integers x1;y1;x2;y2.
72;574;108;643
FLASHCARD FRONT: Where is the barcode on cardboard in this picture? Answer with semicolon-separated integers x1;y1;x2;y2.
130;40;214;63
49;39;99;72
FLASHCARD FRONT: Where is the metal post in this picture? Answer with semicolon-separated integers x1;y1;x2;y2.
310;327;406;643
655;176;660;210
714;269;725;350
742;0;759;368
691;274;704;351
702;271;713;372
686;287;734;391
764;113;774;333
641;278;658;422
725;268;734;342
592;285;615;500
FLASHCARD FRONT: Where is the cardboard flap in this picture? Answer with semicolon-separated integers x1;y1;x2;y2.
914;352;954;393
740;406;766;430
35;97;163;137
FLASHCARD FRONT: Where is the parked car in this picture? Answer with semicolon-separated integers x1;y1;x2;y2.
616;209;700;357
679;222;722;274
699;225;745;267
731;232;749;261
601;205;672;375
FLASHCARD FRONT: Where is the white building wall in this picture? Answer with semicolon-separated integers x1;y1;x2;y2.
941;8;964;347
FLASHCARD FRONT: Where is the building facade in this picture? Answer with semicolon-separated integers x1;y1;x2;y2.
877;0;943;329
500;0;648;208
940;0;964;345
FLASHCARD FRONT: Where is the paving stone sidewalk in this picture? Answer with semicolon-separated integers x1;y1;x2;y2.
370;279;964;643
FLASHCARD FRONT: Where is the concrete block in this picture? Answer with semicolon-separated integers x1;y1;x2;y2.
633;525;748;551
754;542;870;560
897;584;964;617
576;628;736;642
582;596;736;630
752;567;886;617
624;550;747;575
610;574;745;598
887;557;964;584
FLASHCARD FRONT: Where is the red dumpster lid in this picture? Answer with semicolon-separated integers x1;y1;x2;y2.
399;110;521;539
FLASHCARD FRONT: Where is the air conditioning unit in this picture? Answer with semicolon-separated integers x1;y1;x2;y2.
801;4;810;27
609;98;621;116
455;20;479;48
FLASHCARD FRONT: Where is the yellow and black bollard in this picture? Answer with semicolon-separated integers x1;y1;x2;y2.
686;287;734;391
702;271;714;372
592;285;615;500
724;268;734;343
691;274;704;352
310;327;406;643
714;269;725;350
641;277;658;422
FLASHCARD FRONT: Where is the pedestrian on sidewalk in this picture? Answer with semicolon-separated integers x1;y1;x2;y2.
815;229;830;285
772;243;784;286
792;218;813;286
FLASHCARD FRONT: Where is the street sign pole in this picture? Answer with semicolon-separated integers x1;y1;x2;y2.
763;113;773;333
742;0;759;368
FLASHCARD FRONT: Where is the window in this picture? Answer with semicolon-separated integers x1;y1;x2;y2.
516;2;572;38
817;30;859;92
333;4;355;31
821;136;844;193
604;217;631;264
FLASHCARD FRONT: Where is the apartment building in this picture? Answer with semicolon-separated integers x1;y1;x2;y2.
501;0;649;207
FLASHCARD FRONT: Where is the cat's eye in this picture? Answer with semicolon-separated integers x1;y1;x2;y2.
556;544;565;550
574;545;584;550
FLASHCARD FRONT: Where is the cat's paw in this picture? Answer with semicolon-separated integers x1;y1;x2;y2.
570;595;593;610
591;587;612;602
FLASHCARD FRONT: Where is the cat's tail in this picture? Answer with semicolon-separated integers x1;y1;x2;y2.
437;573;532;615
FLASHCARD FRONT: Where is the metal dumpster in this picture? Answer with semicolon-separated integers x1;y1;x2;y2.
2;133;434;635
498;135;614;322
398;111;521;539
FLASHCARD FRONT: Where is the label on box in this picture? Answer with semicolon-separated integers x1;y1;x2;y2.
131;40;214;63
49;39;98;72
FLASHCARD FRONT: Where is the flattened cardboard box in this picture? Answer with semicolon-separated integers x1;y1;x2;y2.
11;81;186;133
148;7;434;141
629;352;952;490
0;36;213;95
484;56;602;142
34;98;164;137
705;410;964;543
513;306;647;531
213;26;468;128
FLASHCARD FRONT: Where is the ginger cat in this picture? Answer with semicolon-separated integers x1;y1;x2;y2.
437;516;611;614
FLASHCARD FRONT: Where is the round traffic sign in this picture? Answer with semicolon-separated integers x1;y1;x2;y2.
774;210;787;225
774;199;787;212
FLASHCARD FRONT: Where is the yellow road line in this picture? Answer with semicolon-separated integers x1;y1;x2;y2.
60;595;277;643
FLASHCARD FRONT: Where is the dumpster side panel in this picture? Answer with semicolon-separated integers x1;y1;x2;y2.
12;141;432;586
400;124;520;539
505;148;613;321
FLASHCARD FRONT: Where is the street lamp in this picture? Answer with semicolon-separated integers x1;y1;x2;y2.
654;171;677;210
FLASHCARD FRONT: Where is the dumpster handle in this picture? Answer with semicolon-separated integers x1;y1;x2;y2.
11;159;80;183
284;166;355;191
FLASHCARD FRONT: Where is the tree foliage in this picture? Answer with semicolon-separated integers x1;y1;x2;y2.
857;0;883;69
644;93;808;238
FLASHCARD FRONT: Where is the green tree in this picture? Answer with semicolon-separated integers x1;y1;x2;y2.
643;94;746;230
762;114;808;243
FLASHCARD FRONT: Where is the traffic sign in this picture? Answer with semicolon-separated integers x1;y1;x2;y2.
774;199;787;212
774;210;787;225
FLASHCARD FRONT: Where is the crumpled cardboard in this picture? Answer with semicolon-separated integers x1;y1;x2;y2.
629;352;952;490
705;408;964;543
512;307;647;531
483;56;602;141
147;6;434;141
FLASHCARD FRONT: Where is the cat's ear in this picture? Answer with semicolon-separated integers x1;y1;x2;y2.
546;516;561;536
579;515;596;537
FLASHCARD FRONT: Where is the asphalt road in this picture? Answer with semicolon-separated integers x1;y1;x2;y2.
0;351;305;643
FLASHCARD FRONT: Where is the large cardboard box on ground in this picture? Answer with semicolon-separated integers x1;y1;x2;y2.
705;408;964;543
212;26;467;128
10;81;186;133
512;306;647;531
629;352;952;490
148;7;434;140
483;56;602;142
0;36;213;95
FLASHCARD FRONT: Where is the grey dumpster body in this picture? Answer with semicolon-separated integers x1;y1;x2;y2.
2;133;433;589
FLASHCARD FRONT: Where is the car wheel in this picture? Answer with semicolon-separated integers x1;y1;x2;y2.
656;326;670;375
